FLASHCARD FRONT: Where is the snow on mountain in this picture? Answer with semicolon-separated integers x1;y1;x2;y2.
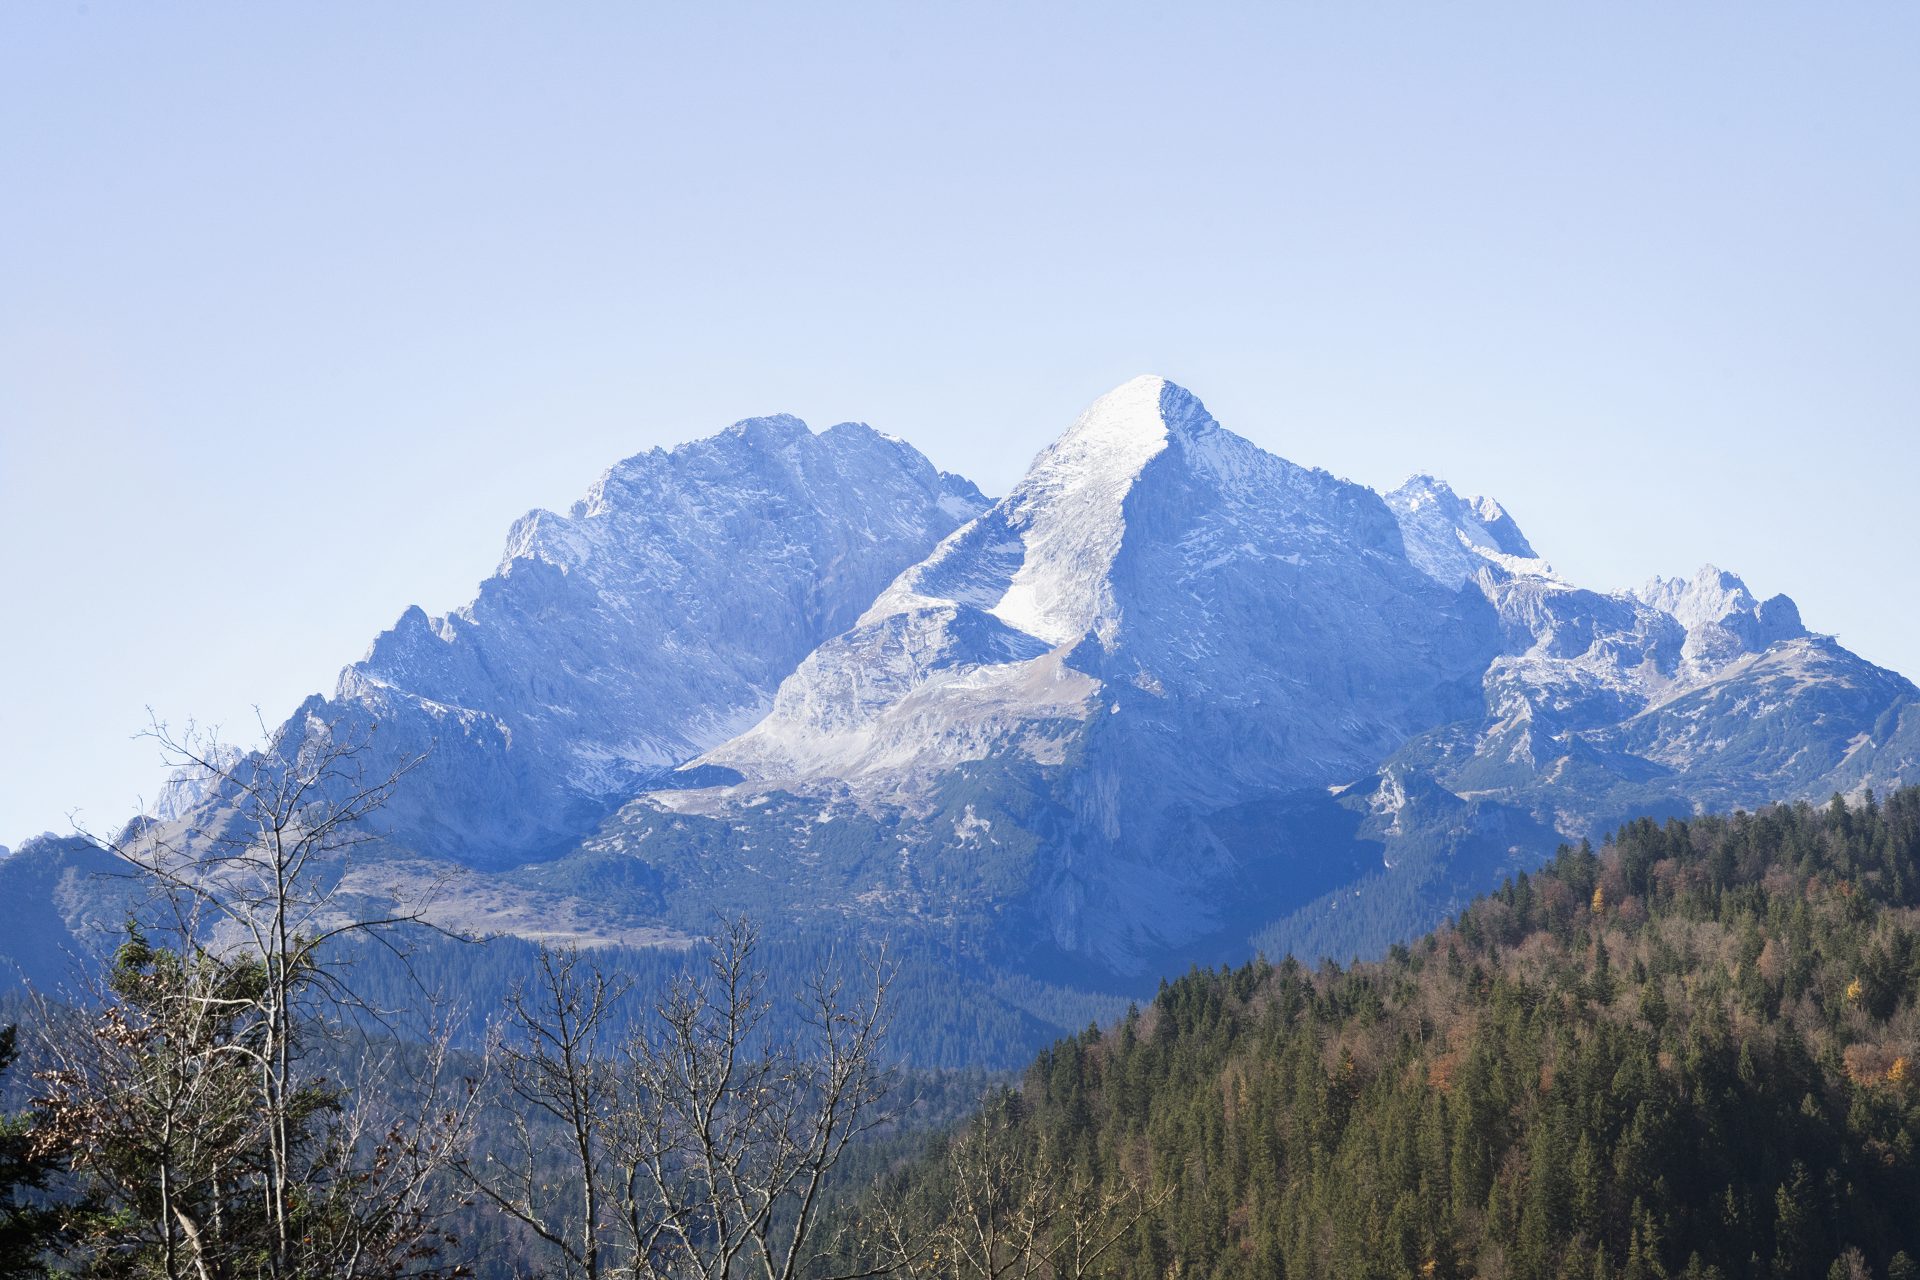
147;743;248;825
985;374;1180;646
690;375;1501;810
287;415;987;865
1636;565;1808;668
1385;474;1553;590
49;374;1916;1001
557;376;1920;979
715;377;1497;789
1384;476;1843;778
1473;565;1830;762
602;378;1502;966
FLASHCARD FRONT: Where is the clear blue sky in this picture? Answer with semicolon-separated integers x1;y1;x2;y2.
3;3;1916;842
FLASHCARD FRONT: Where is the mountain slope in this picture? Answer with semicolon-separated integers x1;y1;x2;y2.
1250;484;1919;964
0;835;136;994
288;417;987;865
13;375;1920;1070
555;377;1918;987
707;377;1496;801
580;377;1503;971
858;789;1920;1280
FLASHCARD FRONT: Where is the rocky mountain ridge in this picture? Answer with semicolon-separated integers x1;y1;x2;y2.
299;416;987;865
530;377;1917;980
6;376;1916;1058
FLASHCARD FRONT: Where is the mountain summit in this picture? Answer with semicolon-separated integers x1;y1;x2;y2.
550;377;1917;978
8;376;1916;1057
630;378;1497;965
309;416;987;863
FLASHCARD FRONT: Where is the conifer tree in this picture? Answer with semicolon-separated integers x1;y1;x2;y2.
0;1025;61;1278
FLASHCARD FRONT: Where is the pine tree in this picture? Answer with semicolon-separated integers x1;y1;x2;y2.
0;1024;62;1277
850;792;1920;1279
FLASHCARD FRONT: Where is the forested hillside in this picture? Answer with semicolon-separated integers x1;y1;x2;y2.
861;790;1920;1280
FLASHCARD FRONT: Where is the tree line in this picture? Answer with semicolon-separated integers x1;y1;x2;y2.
846;790;1920;1279
8;714;1920;1278
0;718;1152;1279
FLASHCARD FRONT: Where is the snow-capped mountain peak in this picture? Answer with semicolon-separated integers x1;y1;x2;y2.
295;412;989;863
721;411;812;442
25;373;1919;1034
989;375;1183;645
655;378;1505;964
849;376;1231;648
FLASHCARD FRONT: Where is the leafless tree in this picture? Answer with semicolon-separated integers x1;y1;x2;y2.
461;947;628;1280
305;1032;485;1280
458;920;898;1280
615;918;895;1280
31;929;266;1278
37;710;479;1279
861;1091;1164;1280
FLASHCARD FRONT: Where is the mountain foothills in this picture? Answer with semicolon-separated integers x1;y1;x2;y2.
850;789;1920;1280
4;376;1917;1061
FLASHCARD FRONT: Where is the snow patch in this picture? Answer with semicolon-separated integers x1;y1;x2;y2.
989;375;1172;645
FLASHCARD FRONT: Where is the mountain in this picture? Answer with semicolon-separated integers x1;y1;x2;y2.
286;416;987;865
0;834;134;993
10;375;1919;1066
706;377;1494;803
1278;510;1920;964
580;377;1503;971
550;376;1917;985
848;789;1920;1280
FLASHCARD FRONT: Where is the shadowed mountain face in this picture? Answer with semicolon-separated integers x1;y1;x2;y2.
10;378;1917;1055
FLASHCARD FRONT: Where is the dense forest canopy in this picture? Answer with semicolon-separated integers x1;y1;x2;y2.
853;790;1920;1280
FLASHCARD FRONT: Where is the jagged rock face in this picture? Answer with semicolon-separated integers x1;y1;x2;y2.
53;376;1918;995
604;379;1508;968
1379;480;1847;781
1636;566;1807;668
147;745;247;825
700;378;1497;800
300;417;987;865
574;378;1919;976
1385;475;1547;590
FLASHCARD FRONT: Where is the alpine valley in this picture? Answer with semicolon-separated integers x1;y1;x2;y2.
7;376;1917;1065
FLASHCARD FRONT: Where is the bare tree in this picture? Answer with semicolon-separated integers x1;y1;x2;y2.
459;920;898;1280
37;711;478;1279
862;1090;1164;1280
461;947;628;1280
299;1032;483;1280
31;930;265;1278
614;919;895;1280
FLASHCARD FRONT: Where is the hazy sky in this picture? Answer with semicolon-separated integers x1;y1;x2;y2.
3;3;1917;842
